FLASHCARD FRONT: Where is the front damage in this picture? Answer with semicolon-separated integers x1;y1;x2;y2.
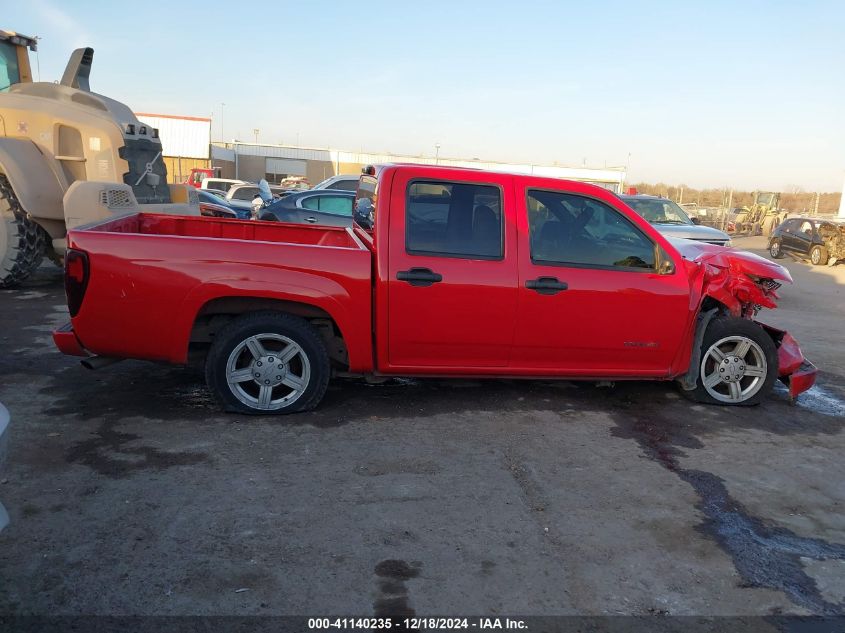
818;221;845;264
673;240;818;399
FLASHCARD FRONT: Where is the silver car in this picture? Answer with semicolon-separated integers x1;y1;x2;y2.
620;194;732;247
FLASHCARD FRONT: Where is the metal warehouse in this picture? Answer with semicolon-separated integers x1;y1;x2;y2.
211;142;628;191
133;112;627;191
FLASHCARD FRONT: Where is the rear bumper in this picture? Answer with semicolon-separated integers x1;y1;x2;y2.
52;322;88;357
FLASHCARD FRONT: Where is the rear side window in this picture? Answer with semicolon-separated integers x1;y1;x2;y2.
302;195;353;215
232;187;258;200
330;178;359;191
406;181;502;259
528;190;655;270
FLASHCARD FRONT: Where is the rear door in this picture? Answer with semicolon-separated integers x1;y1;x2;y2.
386;171;518;368
512;185;691;375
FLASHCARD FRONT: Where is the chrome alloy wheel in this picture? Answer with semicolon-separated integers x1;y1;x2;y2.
700;335;767;403
225;334;311;411
770;241;780;257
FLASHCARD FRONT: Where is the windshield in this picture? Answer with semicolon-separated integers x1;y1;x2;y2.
0;41;21;91
624;198;693;225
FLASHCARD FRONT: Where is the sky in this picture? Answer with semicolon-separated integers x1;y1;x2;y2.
6;0;845;191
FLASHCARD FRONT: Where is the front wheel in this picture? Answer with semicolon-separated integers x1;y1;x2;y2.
769;239;784;259
205;311;330;414
810;245;828;266
686;317;777;406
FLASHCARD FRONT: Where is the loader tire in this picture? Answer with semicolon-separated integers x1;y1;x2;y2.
0;175;45;288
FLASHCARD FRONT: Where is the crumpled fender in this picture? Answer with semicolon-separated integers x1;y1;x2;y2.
674;240;792;316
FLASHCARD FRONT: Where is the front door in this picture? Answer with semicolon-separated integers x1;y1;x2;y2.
386;172;518;368
512;186;691;376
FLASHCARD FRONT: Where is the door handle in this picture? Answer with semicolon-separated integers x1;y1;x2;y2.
304;216;318;223
525;276;568;295
396;267;443;287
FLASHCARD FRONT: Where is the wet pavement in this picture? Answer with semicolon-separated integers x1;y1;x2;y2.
0;236;844;618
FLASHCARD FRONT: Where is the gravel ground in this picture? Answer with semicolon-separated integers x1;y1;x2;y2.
0;235;843;619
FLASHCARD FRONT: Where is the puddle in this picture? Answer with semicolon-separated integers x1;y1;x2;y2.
611;403;845;616
785;385;845;418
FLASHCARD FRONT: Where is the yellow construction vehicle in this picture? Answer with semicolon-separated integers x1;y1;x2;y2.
731;191;787;237
0;29;198;287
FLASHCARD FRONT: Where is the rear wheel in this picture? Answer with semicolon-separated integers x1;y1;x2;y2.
810;245;828;266
0;175;45;288
686;317;777;406
769;239;784;259
205;311;330;414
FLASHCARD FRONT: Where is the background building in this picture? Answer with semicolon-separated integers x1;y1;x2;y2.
210;142;627;192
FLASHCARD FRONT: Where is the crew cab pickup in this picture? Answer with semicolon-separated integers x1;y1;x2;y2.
53;164;817;414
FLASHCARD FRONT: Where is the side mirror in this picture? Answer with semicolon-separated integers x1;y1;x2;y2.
657;246;675;275
690;216;701;225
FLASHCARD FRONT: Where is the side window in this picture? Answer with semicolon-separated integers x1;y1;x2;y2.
798;220;813;236
406;181;502;259
233;187;258;201
302;196;320;210
527;190;655;271
333;179;359;191
317;195;353;215
302;195;353;215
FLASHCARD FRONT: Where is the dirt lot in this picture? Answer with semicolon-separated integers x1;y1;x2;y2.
0;236;843;618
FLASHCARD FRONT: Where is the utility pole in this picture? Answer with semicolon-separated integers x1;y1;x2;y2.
840;172;845;218
253;129;259;144
220;102;225;142
435;143;441;165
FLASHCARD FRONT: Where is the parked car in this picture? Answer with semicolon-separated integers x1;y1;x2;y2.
769;217;845;266
226;183;288;213
619;194;732;247
279;176;310;191
53;164;816;414
197;189;244;219
257;190;356;227
312;174;360;192
200;178;245;193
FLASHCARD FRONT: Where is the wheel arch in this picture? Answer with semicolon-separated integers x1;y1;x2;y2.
0;138;67;235
186;295;352;372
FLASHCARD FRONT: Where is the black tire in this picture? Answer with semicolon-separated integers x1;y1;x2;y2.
205;311;330;415
0;175;45;288
762;216;776;237
809;245;828;266
769;238;784;259
686;317;778;406
258;212;279;222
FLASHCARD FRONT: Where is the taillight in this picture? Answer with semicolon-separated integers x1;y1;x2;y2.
64;249;89;317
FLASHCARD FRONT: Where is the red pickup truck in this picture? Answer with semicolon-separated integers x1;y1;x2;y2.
53;164;816;414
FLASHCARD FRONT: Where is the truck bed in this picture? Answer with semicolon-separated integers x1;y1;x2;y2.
64;213;373;369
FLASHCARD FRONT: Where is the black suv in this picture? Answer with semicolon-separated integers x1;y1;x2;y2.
768;217;843;265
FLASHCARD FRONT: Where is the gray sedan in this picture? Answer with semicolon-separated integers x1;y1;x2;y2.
620;194;732;247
